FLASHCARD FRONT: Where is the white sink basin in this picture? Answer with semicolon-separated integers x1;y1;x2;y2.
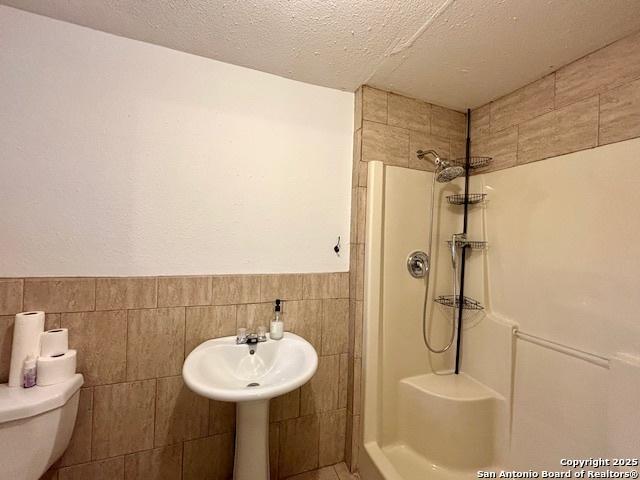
183;332;318;402
182;332;318;480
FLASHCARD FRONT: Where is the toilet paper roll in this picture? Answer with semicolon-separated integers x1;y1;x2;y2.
36;349;77;386
9;311;45;387
40;328;69;357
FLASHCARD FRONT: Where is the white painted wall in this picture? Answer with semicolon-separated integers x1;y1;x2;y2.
0;7;353;276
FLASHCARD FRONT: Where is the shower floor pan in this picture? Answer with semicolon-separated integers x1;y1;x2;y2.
381;443;499;480
385;373;506;479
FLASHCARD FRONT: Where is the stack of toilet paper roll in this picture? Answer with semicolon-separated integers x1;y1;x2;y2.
8;311;77;387
37;328;77;386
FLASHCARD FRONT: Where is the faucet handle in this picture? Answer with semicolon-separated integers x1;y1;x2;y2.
257;326;267;340
237;327;247;343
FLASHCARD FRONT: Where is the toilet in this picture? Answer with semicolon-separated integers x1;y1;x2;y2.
0;374;83;480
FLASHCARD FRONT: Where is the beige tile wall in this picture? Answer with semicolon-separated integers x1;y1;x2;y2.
0;273;349;480
472;29;640;172
346;86;467;471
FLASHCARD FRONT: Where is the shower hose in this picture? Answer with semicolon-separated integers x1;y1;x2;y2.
421;171;458;354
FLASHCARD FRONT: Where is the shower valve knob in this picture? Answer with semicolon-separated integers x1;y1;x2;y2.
407;251;429;278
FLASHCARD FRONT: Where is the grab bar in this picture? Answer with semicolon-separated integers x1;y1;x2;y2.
513;329;610;369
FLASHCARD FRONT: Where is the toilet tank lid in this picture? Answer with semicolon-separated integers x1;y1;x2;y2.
0;374;84;423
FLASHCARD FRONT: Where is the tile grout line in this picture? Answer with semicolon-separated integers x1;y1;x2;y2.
124;310;129;384
597;93;601;146
92;278;97;312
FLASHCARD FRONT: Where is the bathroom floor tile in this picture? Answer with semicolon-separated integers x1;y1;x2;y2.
285;466;338;480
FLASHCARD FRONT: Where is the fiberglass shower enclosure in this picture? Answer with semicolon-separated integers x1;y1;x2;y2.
359;159;512;480
358;133;640;480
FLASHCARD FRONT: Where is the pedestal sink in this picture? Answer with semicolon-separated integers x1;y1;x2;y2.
182;332;318;480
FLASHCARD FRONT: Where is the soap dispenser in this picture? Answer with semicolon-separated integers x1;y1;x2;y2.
270;299;284;340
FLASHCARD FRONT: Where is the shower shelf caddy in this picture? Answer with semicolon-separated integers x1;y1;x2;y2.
446;193;486;205
451;156;492;169
446;239;487;250
435;295;484;310
446;156;492;206
435;154;493;314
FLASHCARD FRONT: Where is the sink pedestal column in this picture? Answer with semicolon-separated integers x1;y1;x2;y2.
234;399;270;480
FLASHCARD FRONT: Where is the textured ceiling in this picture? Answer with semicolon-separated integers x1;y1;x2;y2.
3;0;640;110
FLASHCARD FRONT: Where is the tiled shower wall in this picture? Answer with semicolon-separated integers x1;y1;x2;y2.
346;86;467;471
471;29;640;172
0;273;349;480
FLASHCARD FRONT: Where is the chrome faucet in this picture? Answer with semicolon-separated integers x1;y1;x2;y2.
236;327;267;345
237;328;267;355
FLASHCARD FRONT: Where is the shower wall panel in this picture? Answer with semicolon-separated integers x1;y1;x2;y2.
481;137;640;464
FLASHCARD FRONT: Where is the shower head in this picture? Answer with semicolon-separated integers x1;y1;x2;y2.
436;165;465;183
416;150;464;183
